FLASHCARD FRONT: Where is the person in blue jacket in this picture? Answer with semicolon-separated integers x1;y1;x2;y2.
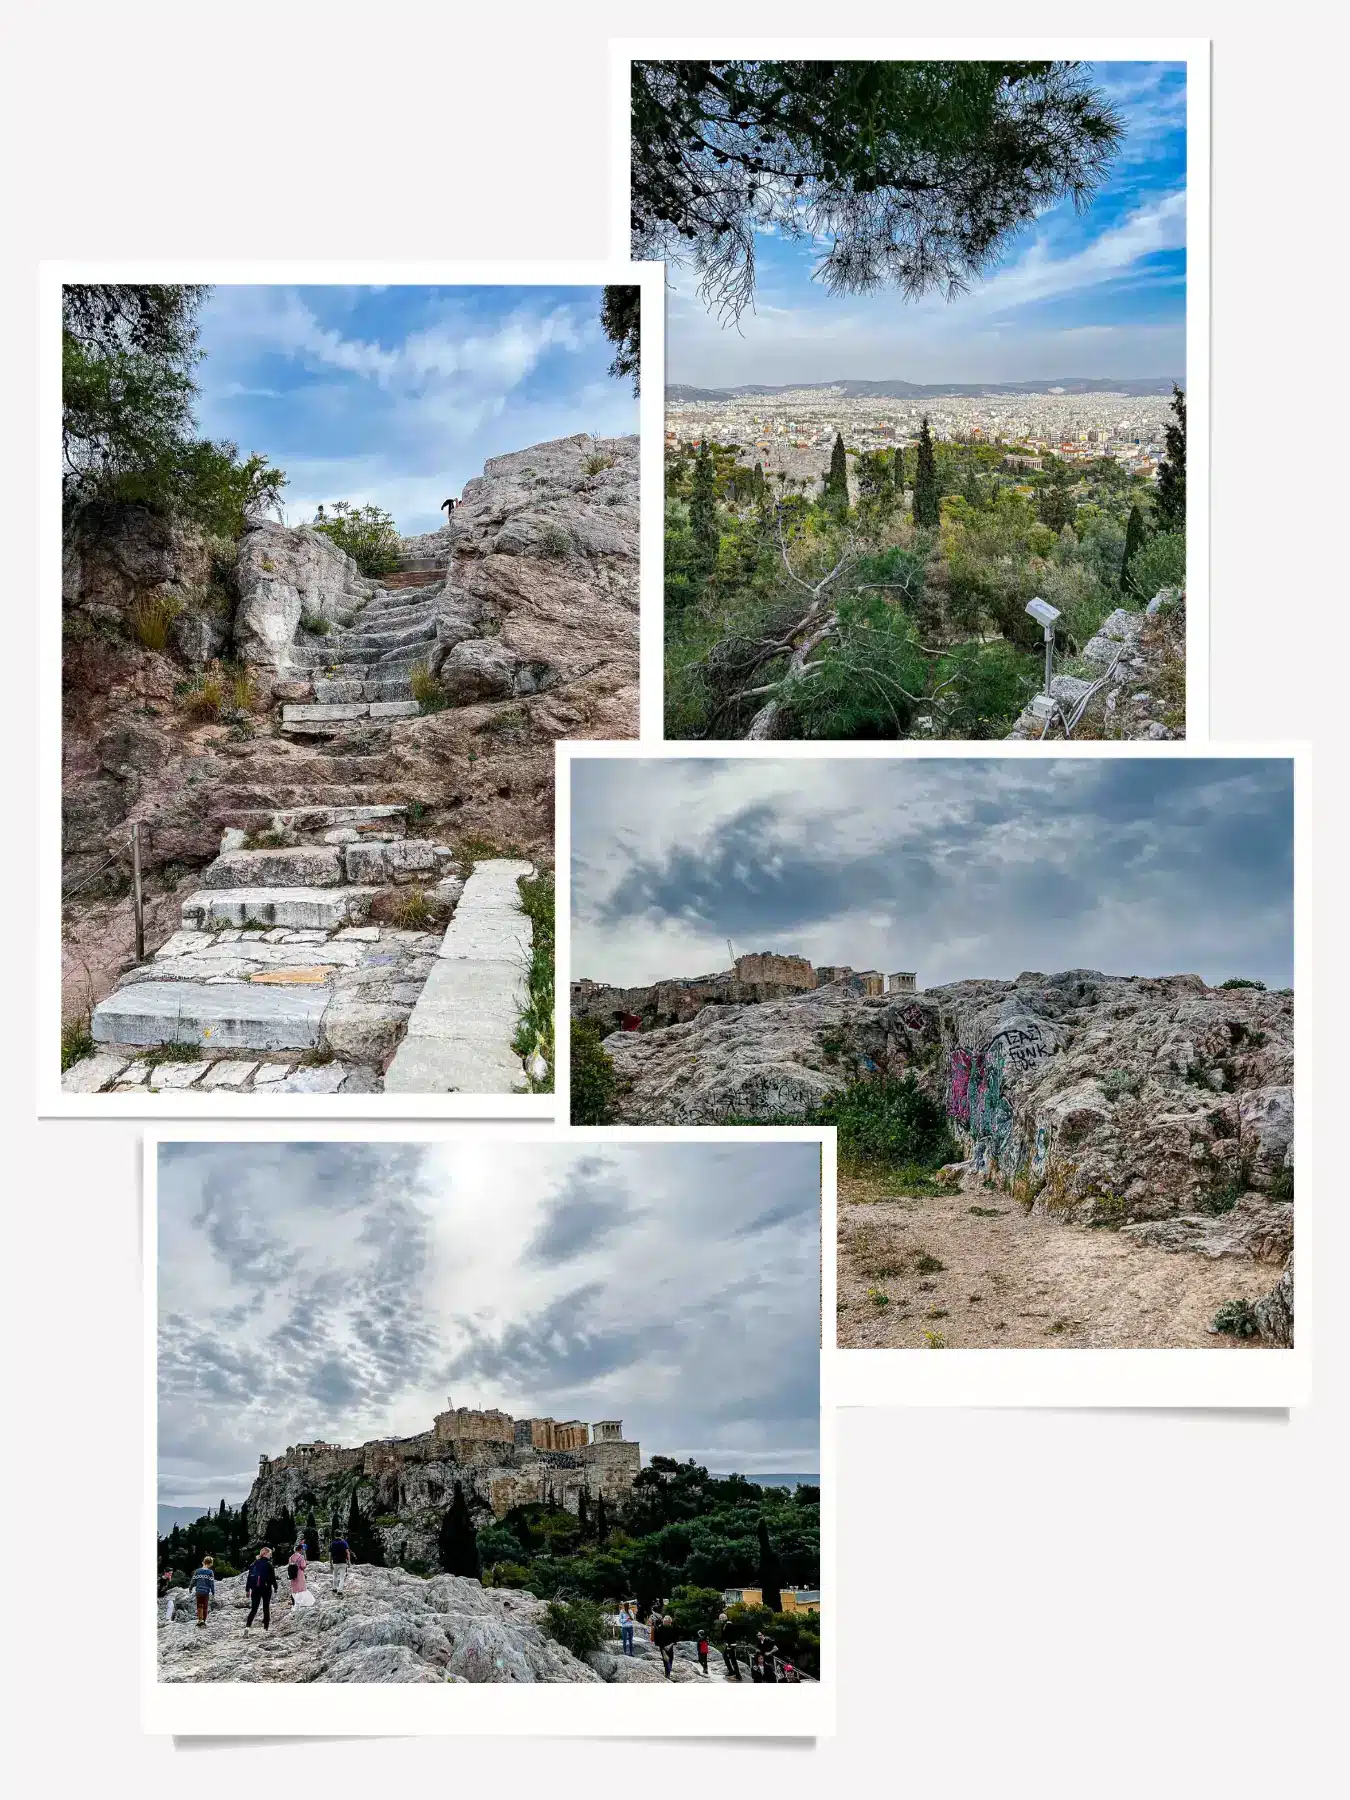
244;1547;278;1631
190;1555;215;1628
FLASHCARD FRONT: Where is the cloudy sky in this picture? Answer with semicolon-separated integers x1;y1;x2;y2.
193;285;637;534
571;758;1293;991
157;1139;820;1506
665;62;1186;386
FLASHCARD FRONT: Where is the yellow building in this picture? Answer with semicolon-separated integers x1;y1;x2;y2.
724;1587;821;1615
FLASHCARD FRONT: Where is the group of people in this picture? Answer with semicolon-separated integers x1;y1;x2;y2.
162;1532;354;1633
613;1602;802;1682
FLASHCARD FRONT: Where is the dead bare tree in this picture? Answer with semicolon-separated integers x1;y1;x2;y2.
739;513;856;738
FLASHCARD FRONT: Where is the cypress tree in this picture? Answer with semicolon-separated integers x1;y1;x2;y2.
577;1490;590;1536
893;447;905;498
1120;502;1147;593
437;1481;481;1579
688;439;720;584
1154;384;1186;534
596;1492;609;1543
827;430;848;507
345;1491;385;1567
303;1510;320;1560
913;417;940;528
756;1517;782;1614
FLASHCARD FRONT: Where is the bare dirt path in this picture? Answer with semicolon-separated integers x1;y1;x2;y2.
836;1171;1274;1349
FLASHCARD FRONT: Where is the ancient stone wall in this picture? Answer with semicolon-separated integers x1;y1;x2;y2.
734;952;815;990
433;1404;515;1446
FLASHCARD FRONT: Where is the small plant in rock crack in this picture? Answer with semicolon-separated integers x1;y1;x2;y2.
410;663;448;711
922;1330;948;1348
297;1046;335;1067
582;450;617;476
1100;1069;1138;1101
1268;1166;1294;1200
968;1205;1007;1217
1212;1297;1260;1339
914;1253;946;1275
391;888;433;931
60;1016;94;1072
127;592;182;651
537;524;575;559
152;1041;203;1064
867;1288;891;1308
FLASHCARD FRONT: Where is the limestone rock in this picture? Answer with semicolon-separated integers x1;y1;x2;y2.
1253;1258;1294;1345
233;521;378;673
157;1564;603;1684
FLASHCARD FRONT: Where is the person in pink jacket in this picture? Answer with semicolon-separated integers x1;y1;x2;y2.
286;1543;308;1607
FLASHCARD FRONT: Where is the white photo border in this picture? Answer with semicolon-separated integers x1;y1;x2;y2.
41;258;666;1119
142;1120;836;1736
609;39;1211;744
556;737;1310;1409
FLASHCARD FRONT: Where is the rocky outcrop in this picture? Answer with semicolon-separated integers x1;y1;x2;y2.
158;1564;603;1683
63;505;233;668
424;433;638;719
233;522;378;674
1007;590;1186;741
597;969;1293;1236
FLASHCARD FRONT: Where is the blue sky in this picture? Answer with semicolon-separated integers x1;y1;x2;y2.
666;62;1187;386
193;285;638;534
571;759;1293;991
157;1140;820;1502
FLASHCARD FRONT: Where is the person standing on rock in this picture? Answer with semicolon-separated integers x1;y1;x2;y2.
329;1531;350;1594
190;1556;215;1628
618;1604;635;1655
440;497;457;522
244;1547;277;1631
696;1625;710;1675
653;1614;679;1679
287;1542;308;1607
717;1612;742;1681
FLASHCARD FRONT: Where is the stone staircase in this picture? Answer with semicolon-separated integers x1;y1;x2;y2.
71;802;538;1095
280;581;443;736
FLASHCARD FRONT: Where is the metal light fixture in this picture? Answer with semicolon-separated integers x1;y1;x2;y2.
1025;596;1061;694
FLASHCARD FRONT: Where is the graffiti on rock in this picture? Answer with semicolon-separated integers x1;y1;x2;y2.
947;1035;1053;1181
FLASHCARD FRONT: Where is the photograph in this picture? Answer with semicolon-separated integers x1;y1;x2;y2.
627;55;1201;742
565;748;1298;1372
52;269;657;1108
147;1129;828;1731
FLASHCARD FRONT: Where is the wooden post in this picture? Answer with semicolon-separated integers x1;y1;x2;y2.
131;821;145;961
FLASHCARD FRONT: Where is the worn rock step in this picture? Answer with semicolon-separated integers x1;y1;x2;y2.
180;886;381;930
282;701;421;726
272;804;407;832
202;845;346;889
91;980;330;1051
312;675;417;704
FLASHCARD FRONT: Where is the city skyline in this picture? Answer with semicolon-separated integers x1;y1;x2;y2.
157;1140;821;1503
663;62;1186;388
571;759;1293;991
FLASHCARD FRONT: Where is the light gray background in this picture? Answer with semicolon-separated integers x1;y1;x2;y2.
8;0;1341;1793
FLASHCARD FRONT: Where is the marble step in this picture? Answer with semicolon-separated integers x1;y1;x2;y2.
180;885;381;930
312;675;416;705
90;979;331;1052
280;700;421;735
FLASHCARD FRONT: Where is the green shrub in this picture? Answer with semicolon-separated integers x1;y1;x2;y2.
809;1075;956;1172
512;870;555;1093
298;614;331;637
583;451;617;476
1123;530;1185;603
1219;977;1265;990
543;1597;607;1660
571;1017;619;1124
151;1041;203;1064
1100;1069;1138;1101
409;662;446;710
1212;1297;1259;1339
312;501;402;578
538;524;575;559
61;1017;94;1072
1268;1166;1294;1200
180;671;224;720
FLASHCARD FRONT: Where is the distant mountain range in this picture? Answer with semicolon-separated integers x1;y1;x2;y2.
158;1504;217;1533
667;378;1179;401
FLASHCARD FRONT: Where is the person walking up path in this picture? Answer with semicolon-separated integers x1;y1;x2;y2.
244;1548;278;1631
329;1532;350;1594
287;1543;308;1608
190;1556;215;1628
